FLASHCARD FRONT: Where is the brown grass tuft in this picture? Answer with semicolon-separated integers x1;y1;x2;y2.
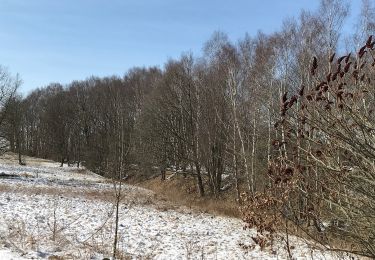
136;172;240;218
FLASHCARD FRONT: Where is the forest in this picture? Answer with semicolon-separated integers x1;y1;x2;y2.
1;0;375;258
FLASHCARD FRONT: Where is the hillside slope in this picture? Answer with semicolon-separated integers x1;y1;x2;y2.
0;153;356;259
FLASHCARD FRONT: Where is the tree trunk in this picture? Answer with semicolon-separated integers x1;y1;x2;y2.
160;165;166;181
17;135;23;165
112;187;120;259
216;147;223;194
250;116;257;193
195;162;204;196
233;125;241;203
228;69;253;194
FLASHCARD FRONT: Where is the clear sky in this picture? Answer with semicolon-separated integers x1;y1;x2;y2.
0;0;361;94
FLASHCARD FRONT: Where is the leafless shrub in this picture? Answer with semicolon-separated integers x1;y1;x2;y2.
244;36;375;258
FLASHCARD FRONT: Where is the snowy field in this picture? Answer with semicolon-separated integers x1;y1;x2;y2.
0;153;360;259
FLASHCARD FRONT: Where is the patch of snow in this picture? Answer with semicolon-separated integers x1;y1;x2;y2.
0;249;25;260
0;156;355;259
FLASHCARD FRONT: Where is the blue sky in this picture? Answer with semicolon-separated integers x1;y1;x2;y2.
0;0;361;94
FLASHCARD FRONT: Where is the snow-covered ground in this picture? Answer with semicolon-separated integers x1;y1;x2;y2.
0;153;359;259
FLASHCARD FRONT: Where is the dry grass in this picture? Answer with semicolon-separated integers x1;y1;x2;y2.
47;256;65;260
0;182;157;208
0;152;54;166
137;172;240;218
0;183;110;201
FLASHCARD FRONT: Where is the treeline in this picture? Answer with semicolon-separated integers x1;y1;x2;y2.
2;0;375;256
5;68;162;172
6;0;367;193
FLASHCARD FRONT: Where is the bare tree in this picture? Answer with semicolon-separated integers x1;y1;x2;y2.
270;38;375;258
0;66;21;153
4;95;25;164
